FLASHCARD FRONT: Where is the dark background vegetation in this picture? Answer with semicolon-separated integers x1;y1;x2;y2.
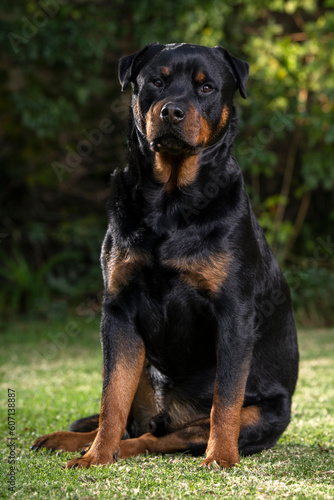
0;0;333;327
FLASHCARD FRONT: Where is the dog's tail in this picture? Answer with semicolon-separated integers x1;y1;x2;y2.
69;414;99;432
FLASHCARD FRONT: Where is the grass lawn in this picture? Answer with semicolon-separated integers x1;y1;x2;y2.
0;316;333;499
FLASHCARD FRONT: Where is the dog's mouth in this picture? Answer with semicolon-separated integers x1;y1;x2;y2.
150;135;195;155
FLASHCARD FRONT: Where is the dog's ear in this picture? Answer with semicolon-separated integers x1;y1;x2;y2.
119;42;162;91
215;47;249;99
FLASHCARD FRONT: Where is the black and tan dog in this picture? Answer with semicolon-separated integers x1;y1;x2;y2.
32;43;299;469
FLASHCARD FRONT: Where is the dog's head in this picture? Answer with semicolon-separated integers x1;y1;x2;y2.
119;43;249;187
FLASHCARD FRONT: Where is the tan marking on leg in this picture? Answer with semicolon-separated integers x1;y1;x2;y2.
202;388;243;468
202;358;252;469
118;432;186;459
119;420;210;459
66;345;145;468
240;405;262;430
131;362;157;432
32;430;98;452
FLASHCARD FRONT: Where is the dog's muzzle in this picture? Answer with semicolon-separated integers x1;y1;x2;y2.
150;134;194;155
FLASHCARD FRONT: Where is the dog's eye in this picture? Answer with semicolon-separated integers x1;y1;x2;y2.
201;84;214;94
152;79;163;88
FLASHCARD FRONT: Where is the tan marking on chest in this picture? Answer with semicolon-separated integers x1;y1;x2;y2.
154;154;199;191
107;249;150;295
164;252;231;294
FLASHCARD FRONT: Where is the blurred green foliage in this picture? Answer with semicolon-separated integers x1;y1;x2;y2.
0;0;333;325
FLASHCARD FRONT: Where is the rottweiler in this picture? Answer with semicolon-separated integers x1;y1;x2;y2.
32;43;299;469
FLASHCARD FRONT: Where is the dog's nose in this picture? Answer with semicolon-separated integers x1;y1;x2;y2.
160;102;185;123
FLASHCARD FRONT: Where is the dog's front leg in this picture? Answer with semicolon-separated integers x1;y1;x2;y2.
66;306;145;469
202;314;253;469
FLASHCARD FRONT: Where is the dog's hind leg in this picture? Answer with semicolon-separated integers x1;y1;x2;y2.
69;414;100;432
118;417;210;459
31;429;98;452
118;402;284;463
238;395;292;455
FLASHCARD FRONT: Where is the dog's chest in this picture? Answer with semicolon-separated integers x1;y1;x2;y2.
104;237;222;375
137;291;217;376
105;237;231;298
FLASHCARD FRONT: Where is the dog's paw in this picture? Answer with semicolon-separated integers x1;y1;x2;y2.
66;451;117;469
66;457;93;469
200;455;239;469
80;443;92;456
31;431;93;453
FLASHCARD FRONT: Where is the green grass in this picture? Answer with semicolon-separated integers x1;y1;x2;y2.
1;317;333;499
